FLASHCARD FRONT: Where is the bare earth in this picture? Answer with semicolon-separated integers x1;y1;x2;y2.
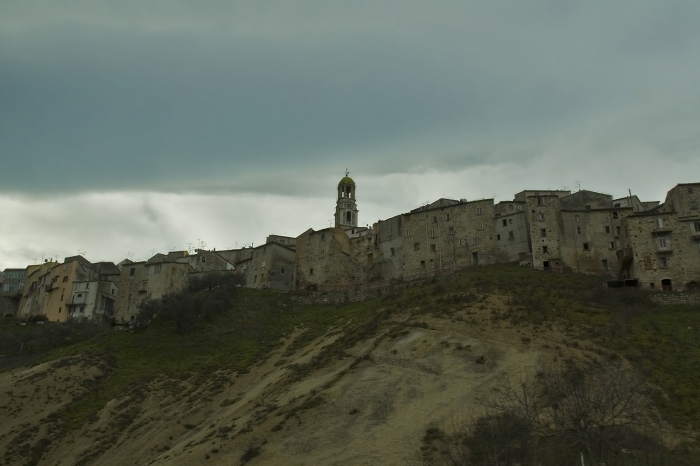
0;296;615;465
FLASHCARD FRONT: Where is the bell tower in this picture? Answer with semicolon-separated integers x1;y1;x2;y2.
335;170;358;230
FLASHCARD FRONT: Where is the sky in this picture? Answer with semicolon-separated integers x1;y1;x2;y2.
1;1;700;268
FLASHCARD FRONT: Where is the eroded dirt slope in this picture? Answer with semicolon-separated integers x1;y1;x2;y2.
0;296;608;466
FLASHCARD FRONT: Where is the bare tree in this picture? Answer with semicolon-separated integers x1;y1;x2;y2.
420;362;665;466
491;362;653;466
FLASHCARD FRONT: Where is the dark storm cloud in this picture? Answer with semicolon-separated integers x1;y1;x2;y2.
2;0;698;196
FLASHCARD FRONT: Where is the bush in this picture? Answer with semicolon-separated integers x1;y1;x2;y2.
133;272;241;333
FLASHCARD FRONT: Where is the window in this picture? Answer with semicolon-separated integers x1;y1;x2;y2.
616;226;621;236
309;268;314;275
502;219;507;227
583;242;590;250
62;276;68;282
516;205;522;211
420;212;426;219
537;213;545;222
497;234;501;240
430;244;436;252
509;219;513;225
688;187;694;193
612;211;619;219
478;221;484;230
508;231;514;239
448;226;455;235
77;293;83;298
414;242;420;251
609;242;615;249
307;253;313;260
655;218;664;228
429;229;436;238
605;226;611;234
658;238;668;248
346;211;351;222
659;257;668;268
575;215;580;222
576;226;582;234
470;237;479;245
585;205;591;210
693;221;700;232
540;228;547;237
542;246;548;253
405;229;412;237
446;213;451;221
433;216;438;223
537;197;543;205
476;207;483;215
154;265;162;274
390;248;395;257
420;260;426;271
281;268;285;274
459;239;465;246
508;204;513;211
601;259;608;270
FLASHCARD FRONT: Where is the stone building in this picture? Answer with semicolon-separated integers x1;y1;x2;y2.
177;250;235;273
527;191;634;274
619;183;700;291
525;189;666;275
266;235;297;249
296;227;370;291
373;198;499;280
494;200;530;263
115;255;194;323
241;241;297;290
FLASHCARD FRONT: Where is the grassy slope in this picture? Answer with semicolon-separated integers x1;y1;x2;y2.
1;264;698;436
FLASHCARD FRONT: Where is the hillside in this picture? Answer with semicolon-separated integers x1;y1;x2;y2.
0;264;698;465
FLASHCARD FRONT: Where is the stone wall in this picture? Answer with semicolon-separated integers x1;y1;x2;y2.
650;291;700;305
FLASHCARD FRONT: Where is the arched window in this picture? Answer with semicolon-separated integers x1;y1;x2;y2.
346;211;351;222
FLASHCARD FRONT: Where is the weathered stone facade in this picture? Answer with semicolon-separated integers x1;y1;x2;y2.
620;204;700;291
494;201;530;263
381;199;499;279
243;242;297;291
114;257;194;323
528;191;637;275
296;228;370;291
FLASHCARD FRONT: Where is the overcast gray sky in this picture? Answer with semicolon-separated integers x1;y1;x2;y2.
1;1;699;268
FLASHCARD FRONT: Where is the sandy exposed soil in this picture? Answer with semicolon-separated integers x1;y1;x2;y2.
0;296;609;465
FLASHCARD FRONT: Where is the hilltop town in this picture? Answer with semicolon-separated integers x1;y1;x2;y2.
2;176;699;323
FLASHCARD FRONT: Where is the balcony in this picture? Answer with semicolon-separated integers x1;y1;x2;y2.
656;246;673;254
650;227;672;235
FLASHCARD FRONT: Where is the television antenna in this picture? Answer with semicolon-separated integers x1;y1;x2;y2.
77;249;86;257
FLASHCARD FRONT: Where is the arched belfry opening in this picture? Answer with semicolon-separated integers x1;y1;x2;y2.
335;170;359;230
